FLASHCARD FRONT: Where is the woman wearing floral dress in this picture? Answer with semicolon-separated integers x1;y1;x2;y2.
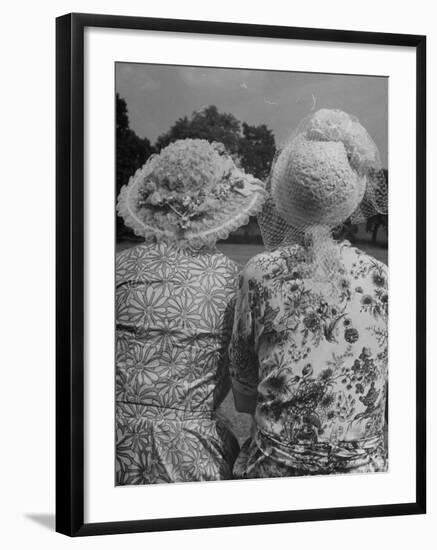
115;139;265;484
230;109;388;478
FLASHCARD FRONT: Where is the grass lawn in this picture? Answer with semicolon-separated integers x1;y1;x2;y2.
116;238;387;444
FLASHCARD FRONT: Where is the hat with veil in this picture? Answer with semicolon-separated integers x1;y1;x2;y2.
258;109;388;293
117;138;266;249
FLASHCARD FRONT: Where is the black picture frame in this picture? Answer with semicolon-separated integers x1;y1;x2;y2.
56;12;426;537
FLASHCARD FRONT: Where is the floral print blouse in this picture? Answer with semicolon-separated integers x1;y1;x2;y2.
230;242;388;478
115;242;240;484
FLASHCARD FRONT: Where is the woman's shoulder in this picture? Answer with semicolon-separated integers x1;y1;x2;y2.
187;248;240;278
241;246;296;281
339;242;387;272
210;249;239;269
116;241;160;269
339;243;388;294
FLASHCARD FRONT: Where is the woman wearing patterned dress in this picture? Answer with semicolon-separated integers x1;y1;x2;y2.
229;109;388;479
115;139;265;484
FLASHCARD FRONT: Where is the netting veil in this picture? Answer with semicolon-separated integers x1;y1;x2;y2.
258;109;388;295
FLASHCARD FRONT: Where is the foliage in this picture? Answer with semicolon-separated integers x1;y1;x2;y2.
239;122;276;180
116;94;155;237
117;94;155;193
155;105;242;156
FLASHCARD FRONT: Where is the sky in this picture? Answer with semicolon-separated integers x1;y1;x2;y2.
116;63;388;168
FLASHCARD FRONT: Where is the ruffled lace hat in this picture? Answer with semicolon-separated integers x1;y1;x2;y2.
258;109;388;293
117;139;266;248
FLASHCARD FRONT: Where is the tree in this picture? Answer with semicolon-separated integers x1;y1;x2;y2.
116;94;155;194
238;123;276;180
116;94;155;238
155;105;242;155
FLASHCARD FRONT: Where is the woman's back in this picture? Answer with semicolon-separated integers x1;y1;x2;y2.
230;241;388;476
116;241;239;411
115;241;240;484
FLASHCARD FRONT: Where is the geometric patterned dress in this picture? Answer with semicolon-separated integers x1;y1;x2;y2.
115;242;240;484
230;242;388;479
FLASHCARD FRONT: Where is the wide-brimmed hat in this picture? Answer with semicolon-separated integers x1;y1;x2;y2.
259;109;387;251
117;139;266;248
257;109;388;298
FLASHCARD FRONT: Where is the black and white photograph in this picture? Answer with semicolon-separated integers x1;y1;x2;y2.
1;1;433;546
114;63;389;485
